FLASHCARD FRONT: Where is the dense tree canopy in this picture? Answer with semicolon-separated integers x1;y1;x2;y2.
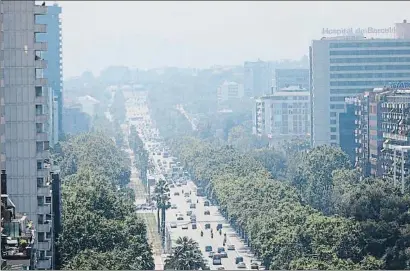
164;236;208;270
168;136;410;270
56;132;154;270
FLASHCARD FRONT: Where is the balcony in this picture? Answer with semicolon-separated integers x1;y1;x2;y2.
36;258;51;269
35;59;47;69
36;241;51;251
37;186;51;197
34;42;47;51
34;24;47;33
34;5;47;15
35;114;49;123
37;204;51;214
35;78;47;86
37;222;51;233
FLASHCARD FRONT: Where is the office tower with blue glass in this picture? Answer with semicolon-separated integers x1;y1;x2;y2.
36;3;63;145
310;20;410;148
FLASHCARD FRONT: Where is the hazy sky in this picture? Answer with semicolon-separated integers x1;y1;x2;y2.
54;1;410;79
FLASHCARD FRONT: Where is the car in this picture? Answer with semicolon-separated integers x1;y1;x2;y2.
181;224;188;230
176;183;182;187
205;246;213;252
237;262;246;269
205;223;211;229
204;210;210;215
235;256;244;264
177;216;184;221
250;262;259;270
169;184;175;188
173;192;179;196
208;251;214;258
171;204;177;209
192;223;197;229
176;212;182;217
217;247;225;253
186;198;192;203
170;222;177;228
220;251;228;258
227;244;235;250
184;193;190;197
186;210;193;216
217;267;225;270
189;203;196;209
204;200;210;206
217;223;223;230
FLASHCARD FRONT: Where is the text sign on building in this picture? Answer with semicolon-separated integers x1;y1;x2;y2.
321;27;396;37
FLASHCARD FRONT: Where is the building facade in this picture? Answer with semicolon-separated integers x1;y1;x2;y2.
244;60;272;97
62;105;91;135
253;86;310;142
352;87;410;192
275;68;309;91
35;3;63;144
217;81;244;103
310;23;410;147
0;1;55;269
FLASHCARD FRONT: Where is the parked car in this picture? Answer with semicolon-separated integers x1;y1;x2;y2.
204;210;210;215
182;224;188;230
170;222;177;228
227;244;235;250
237;262;246;269
250;262;259;270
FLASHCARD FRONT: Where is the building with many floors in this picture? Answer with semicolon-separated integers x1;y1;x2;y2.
274;68;309;91
0;1;60;269
244;60;272;97
310;20;410;148
35;3;63;145
253;86;310;143
217;81;244;103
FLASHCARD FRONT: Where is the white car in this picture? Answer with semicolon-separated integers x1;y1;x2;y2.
237;262;246;269
227;244;235;250
181;224;189;230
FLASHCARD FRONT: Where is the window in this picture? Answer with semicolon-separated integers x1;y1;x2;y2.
330;127;337;133
46;232;51;239
45;197;51;204
37;177;43;187
36;123;44;133
35;86;43;97
330;119;337;125
35;68;44;79
37;196;44;206
38;214;44;224
36;142;43;152
45;214;51;221
38;232;45;242
37;160;43;170
35;105;43;115
43;141;49;150
331;135;337;140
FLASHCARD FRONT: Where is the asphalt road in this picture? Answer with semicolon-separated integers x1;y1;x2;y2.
125;90;259;270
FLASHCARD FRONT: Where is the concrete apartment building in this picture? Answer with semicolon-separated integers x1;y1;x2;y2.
244;60;272;97
253;86;311;143
274;68;309;91
35;3;63;145
0;1;59;269
310;20;410;148
350;88;410;192
217;81;244;103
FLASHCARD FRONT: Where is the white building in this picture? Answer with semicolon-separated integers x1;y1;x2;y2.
253;86;311;142
310;20;410;147
217;81;244;102
0;1;54;269
244;60;272;97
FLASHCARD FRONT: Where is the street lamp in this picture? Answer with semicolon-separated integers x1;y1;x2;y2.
391;145;410;194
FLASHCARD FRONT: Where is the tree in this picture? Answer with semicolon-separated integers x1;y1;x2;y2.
154;179;171;241
164;237;208;270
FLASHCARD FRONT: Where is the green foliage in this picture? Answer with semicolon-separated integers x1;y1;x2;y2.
110;89;126;123
164;236;208;270
129;125;149;184
56;132;154;270
169;136;410;269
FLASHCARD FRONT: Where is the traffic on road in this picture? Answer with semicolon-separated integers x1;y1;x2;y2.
125;91;264;270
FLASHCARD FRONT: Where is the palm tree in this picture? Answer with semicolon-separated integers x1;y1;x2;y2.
154;179;170;236
164;236;208;270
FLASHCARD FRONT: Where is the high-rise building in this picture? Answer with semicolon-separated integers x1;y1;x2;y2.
35;3;63;145
253;86;311;143
0;1;56;269
310;21;410;148
244;60;272;97
275;68;309;91
217;81;244;103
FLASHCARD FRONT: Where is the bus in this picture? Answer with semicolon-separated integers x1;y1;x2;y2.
213;254;222;265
